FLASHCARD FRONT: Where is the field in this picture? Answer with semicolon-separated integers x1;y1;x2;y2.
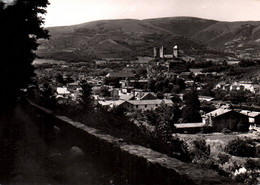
178;128;260;159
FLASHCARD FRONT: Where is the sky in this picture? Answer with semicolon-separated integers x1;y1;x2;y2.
40;0;260;27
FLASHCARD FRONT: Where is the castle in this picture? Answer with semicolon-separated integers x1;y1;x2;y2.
153;45;179;59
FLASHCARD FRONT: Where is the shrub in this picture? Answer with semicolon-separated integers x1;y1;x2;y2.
244;159;260;171
218;153;231;165
224;138;256;157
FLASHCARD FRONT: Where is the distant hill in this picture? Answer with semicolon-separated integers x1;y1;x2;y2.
37;17;260;62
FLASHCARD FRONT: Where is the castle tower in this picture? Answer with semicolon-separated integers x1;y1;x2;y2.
160;46;164;58
153;47;159;58
173;45;179;58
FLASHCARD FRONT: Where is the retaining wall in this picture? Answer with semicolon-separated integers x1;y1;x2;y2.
27;100;239;185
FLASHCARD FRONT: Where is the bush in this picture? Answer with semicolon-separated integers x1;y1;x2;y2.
190;138;210;164
218;153;231;165
224;138;256;157
244;159;260;171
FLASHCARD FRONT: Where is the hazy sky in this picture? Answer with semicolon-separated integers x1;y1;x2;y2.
44;0;260;27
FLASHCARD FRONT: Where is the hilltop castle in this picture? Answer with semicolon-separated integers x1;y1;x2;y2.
153;45;179;59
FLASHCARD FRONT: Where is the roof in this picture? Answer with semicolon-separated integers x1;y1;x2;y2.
140;93;157;100
129;80;148;83
189;68;203;73
174;123;205;128
199;96;215;102
98;100;125;107
106;72;135;78
240;110;260;118
57;87;70;95
180;72;192;76
205;108;232;118
128;99;173;106
119;94;134;101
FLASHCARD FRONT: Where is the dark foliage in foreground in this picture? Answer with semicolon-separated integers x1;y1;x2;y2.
0;0;49;111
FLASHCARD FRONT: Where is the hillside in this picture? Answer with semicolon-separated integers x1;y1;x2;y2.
37;17;260;62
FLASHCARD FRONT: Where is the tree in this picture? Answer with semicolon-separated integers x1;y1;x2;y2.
0;0;49;111
79;79;92;108
182;89;201;122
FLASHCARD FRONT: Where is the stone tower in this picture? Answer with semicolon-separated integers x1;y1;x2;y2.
160;46;164;58
173;45;178;58
153;47;159;58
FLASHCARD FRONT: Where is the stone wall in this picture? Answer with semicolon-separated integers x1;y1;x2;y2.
27;100;239;185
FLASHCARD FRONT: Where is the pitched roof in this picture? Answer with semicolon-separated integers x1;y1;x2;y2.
174;123;205;128
106;72;135;78
140;93;157;100
189;68;203;73
128;99;173;105
180;72;192;76
98;100;125;107
205;108;232;118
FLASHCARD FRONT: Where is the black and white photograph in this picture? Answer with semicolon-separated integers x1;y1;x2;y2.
0;0;260;184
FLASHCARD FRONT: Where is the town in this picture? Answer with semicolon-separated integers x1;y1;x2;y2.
1;0;260;184
28;44;260;184
33;45;260;131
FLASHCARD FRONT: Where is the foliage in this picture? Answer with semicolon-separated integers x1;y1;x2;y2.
182;89;201;122
229;90;253;104
224;138;256;157
78;80;93;109
190;138;210;162
244;159;260;171
186;60;214;69
38;83;56;109
98;86;110;97
217;153;231;165
239;59;256;67
234;172;259;185
213;89;227;100
103;77;120;88
0;0;49;111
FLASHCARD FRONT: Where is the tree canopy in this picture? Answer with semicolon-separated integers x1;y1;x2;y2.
182;89;202;122
0;0;49;111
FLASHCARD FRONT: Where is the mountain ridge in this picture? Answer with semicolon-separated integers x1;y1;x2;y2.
37;16;260;62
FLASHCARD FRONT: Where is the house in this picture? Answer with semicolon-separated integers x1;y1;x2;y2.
127;99;173;111
164;72;179;78
240;110;260;126
230;81;255;93
179;72;193;80
132;91;157;100
202;108;249;132
67;82;81;91
189;68;203;76
198;96;215;102
215;82;231;91
174;122;207;133
139;93;157;100
95;60;107;65
185;80;195;87
98;100;125;108
56;87;70;98
98;99;173;111
129;79;148;89
106;72;135;79
110;88;134;100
